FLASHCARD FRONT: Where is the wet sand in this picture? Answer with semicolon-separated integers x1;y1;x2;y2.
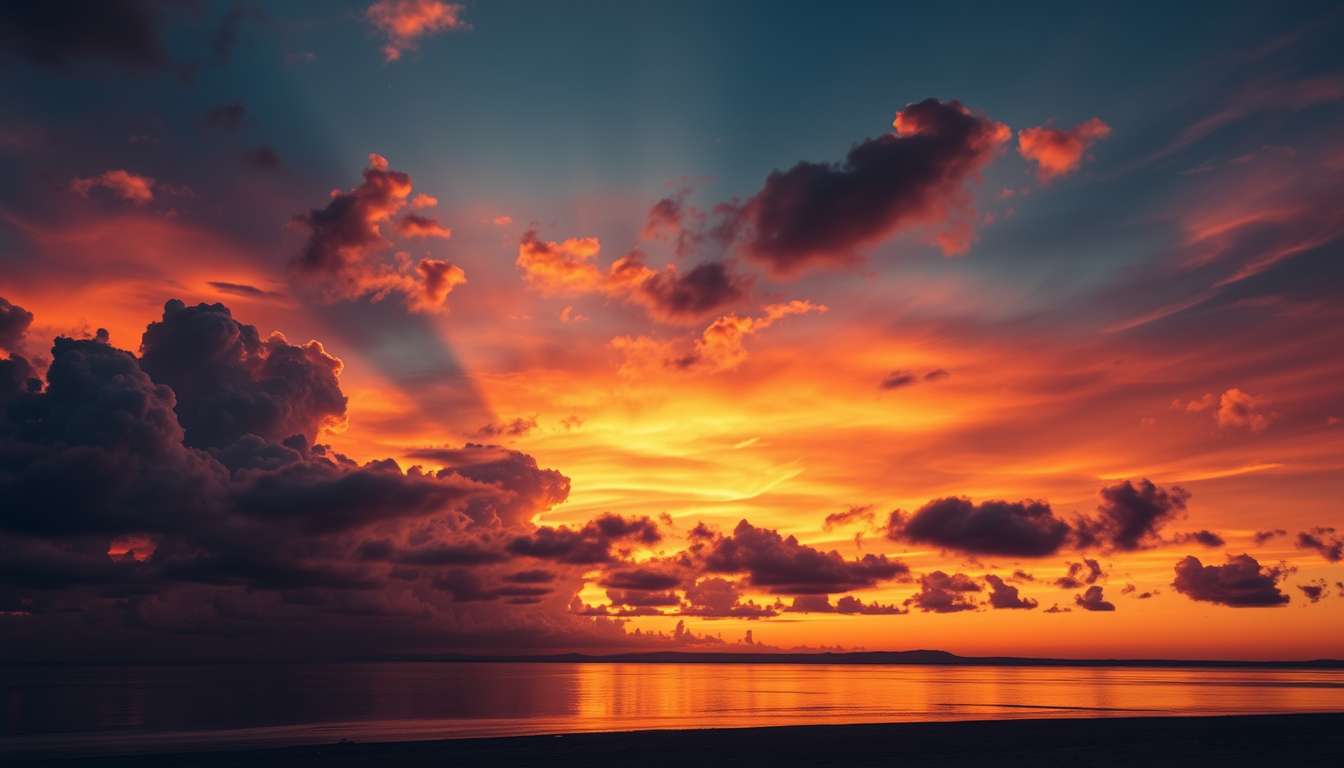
14;713;1344;767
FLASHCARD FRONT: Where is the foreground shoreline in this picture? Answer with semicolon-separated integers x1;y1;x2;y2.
15;713;1344;767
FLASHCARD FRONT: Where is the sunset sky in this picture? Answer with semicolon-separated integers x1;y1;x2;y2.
2;1;1342;662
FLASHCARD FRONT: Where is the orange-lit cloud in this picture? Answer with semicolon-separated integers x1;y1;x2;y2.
1017;118;1111;181
366;0;469;61
70;169;156;204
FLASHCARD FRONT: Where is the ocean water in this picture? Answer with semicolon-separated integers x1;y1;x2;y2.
3;662;1343;756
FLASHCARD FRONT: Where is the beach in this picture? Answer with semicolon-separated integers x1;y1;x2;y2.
13;714;1343;767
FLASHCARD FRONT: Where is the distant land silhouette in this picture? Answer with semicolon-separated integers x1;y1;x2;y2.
381;649;1344;669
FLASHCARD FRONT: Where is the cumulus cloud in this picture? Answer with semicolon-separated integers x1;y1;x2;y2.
70;169;156;204
679;577;777;618
1054;558;1104;589
1073;585;1116;611
290;153;464;312
887;497;1071;557
785;594;905;615
0;297;34;354
366;0;468;62
1298;580;1328;603
1172;554;1290;607
1076;479;1190;552
507;514;660;565
1253;529;1287;545
0;300;629;660
658;300;827;373
985;574;1038;609
698;520;908;594
905;571;980;613
1295;527;1342;562
1216;388;1274;431
718;98;1010;274
1017;117;1111;181
516;230;746;322
139;300;347;450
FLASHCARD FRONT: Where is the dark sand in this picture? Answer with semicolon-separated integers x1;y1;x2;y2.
14;714;1344;767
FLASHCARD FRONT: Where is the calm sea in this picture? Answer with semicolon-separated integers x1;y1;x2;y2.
3;662;1343;756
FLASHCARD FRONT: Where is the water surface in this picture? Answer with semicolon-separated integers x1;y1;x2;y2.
4;662;1342;756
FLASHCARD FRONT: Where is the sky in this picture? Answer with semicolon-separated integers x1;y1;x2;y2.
1;1;1343;662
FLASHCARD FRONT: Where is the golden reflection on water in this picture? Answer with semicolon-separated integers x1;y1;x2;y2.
4;662;1343;756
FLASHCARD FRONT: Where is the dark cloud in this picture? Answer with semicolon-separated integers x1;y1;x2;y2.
599;567;682;591
1295;527;1342;562
784;594;906;615
0;300;602;660
985;574;1038;609
924;368;950;382
405;444;570;527
880;371;917;390
1076;479;1189;551
606;588;679;607
1172;554;1290;607
701;520;908;594
290;154;462;312
1253;529;1286;545
139;300;347;450
1298;581;1327;604
823;505;875;531
679;577;776;618
636;260;745;320
207;281;282;299
1054;558;1103;589
206;102;245;131
888;497;1070;557
0;0;169;72
642;190;703;258
476;416;537;439
1074;585;1116;611
1175;529;1225;548
719;98;1009;275
0;296;34;353
905;571;980;613
244;147;282;170
507;514;660;565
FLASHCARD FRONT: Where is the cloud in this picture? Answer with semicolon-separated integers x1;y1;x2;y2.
662;300;827;373
70;169;156;204
397;213;453;239
785;594;905;615
719;98;1010;274
402;444;571;527
599;567;682;591
985;574;1038;609
366;0;469;62
1054;558;1103;589
699;519;908;594
1253;529;1287;545
0;296;34;353
205;102;245;131
1172;554;1290;607
516;230;746;322
1017;118;1111;181
642;190;703;258
290;153;464;312
1298;580;1328;603
207;282;282;300
1216;388;1274;431
1075;479;1190;552
411;193;438;208
905;571;980;613
1174;529;1225;548
679;577;777;618
823;505;875;531
887;497;1071;557
0;0;170;71
476;417;537;439
1074;585;1116;611
139;300;347;450
879;371;917;390
243;147;282;170
1295;527;1342;562
507;514;660;565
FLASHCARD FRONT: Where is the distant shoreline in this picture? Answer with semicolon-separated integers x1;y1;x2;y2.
374;649;1344;670
14;714;1344;767
7;649;1342;669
